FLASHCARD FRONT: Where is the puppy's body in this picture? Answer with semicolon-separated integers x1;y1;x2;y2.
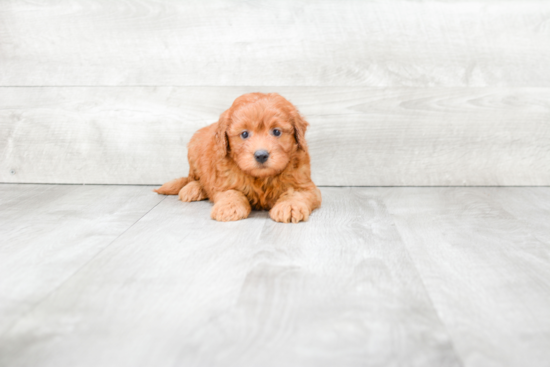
155;93;321;223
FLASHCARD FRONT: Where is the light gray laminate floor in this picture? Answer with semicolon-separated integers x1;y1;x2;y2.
0;185;549;367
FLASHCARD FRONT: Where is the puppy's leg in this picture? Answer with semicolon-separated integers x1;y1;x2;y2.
178;181;207;202
270;187;322;223
211;190;251;222
154;177;191;195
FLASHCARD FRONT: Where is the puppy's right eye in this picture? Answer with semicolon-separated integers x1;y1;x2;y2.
240;131;249;139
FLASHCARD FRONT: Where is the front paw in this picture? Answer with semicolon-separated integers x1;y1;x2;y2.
179;182;206;202
211;201;250;222
270;200;310;223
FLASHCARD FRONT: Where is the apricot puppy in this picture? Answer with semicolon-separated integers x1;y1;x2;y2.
154;92;321;223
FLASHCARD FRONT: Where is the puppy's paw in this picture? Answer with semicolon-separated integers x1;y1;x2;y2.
270;200;310;223
179;181;207;202
211;201;250;222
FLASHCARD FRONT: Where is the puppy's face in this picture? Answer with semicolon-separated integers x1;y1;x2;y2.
217;93;308;178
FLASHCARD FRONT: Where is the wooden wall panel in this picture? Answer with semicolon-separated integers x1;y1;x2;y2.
1;1;548;185
1;0;549;87
1;87;548;186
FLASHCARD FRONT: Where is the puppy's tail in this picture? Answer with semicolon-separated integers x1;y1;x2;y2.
153;177;191;195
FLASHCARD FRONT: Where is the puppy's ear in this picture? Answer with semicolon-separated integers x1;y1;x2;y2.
292;110;309;151
215;110;231;157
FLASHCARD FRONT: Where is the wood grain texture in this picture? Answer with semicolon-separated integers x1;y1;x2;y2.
0;184;164;335
381;187;550;367
489;187;550;244
1;0;549;87
1;87;549;186
176;188;459;367
0;187;461;367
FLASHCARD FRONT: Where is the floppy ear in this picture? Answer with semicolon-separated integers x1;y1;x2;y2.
215;110;231;157
292;110;309;151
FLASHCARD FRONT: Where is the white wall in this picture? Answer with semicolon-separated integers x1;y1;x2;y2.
1;0;549;185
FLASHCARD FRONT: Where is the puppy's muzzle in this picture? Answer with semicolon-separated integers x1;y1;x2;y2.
254;150;269;164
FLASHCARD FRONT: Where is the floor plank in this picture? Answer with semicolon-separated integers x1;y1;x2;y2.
0;184;55;207
381;187;550;367
489;187;550;245
0;194;271;367
0;184;164;335
0;187;460;367
175;188;459;367
2;185;550;366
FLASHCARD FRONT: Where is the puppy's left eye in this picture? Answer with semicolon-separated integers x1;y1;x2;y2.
272;129;282;137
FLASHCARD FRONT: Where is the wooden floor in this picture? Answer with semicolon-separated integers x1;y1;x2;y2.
1;185;549;367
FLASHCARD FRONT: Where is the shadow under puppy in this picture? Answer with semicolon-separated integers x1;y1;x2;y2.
155;92;321;223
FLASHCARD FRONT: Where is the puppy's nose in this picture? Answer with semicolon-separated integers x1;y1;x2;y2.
254;150;269;164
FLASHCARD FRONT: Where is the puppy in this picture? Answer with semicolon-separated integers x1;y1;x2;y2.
154;92;321;223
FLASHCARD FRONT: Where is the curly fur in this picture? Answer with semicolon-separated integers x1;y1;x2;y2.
154;92;321;223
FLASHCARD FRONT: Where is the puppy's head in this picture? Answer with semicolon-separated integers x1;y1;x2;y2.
215;93;309;178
